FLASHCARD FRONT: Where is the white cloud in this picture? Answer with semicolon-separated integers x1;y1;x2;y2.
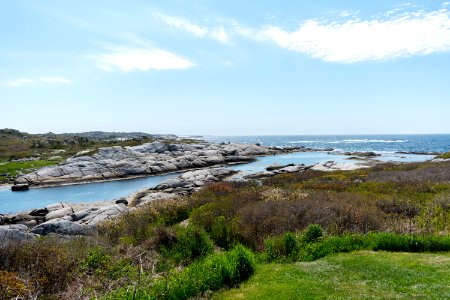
256;8;450;63
154;12;207;37
155;12;231;44
210;27;230;44
91;46;195;72
4;77;70;87
4;78;34;87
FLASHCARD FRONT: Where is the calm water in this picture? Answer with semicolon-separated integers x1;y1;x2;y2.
1;134;446;214
0;173;178;214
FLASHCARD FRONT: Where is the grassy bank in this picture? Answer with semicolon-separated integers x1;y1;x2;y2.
0;159;58;183
214;251;450;300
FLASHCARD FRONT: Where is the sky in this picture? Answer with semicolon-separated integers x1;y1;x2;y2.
1;0;450;135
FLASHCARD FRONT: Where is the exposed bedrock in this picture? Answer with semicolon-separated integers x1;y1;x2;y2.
15;142;303;187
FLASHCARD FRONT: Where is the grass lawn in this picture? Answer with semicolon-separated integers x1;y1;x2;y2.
214;251;450;300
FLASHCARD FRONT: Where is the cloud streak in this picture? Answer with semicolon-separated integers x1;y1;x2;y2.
155;12;231;44
91;46;195;72
256;8;450;63
4;77;71;87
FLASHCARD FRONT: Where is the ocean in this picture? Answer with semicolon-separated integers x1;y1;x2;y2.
204;134;450;154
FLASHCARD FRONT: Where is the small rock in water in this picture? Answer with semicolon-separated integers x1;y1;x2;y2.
11;184;29;191
115;198;128;205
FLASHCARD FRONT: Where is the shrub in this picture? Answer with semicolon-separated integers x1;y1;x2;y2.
298;234;365;261
0;270;32;299
366;232;450;252
0;237;91;296
99;197;192;245
302;224;323;243
265;232;299;262
264;231;450;263
105;245;256;300
161;225;214;264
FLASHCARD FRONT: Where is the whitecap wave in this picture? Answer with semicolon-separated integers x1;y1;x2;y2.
288;141;319;144
342;139;408;143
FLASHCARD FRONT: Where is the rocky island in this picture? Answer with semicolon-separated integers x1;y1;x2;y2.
13;141;305;187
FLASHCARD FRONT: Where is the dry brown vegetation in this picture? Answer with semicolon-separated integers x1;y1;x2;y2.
0;160;449;299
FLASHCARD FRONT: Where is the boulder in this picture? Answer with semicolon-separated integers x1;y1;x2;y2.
71;208;99;221
11;184;29;191
29;208;48;217
45;203;65;212
78;204;128;226
45;207;74;221
0;224;37;243
31;220;94;236
115;198;129;205
266;163;294;171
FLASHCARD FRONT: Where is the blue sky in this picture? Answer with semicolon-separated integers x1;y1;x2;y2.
1;0;450;135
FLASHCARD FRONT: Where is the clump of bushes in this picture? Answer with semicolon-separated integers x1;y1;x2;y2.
264;225;450;263
158;225;214;265
105;245;256;300
0;237;93;297
99;197;193;245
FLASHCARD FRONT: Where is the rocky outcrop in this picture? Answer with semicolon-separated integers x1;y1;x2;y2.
15;142;303;187
244;164;308;179
344;151;380;158
31;220;94;236
132;167;236;206
311;161;371;171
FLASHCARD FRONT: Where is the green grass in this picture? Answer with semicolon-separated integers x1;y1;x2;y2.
437;152;450;159
0;159;57;183
214;251;450;300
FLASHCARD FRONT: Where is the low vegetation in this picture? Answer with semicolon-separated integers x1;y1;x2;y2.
0;160;449;299
437;151;450;159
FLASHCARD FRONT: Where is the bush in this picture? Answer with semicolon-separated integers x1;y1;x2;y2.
161;225;214;264
302;224;323;243
265;232;299;262
0;270;32;299
264;231;450;262
0;237;91;296
366;232;450;252
99;197;192;245
105;245;256;300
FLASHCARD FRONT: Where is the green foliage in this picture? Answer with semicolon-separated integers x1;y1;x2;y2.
265;232;299;262
105;245;256;300
79;246;112;273
99;197;192;246
302;224;323;243
437;152;450;159
161;225;214;264
0;160;57;182
264;231;450;262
